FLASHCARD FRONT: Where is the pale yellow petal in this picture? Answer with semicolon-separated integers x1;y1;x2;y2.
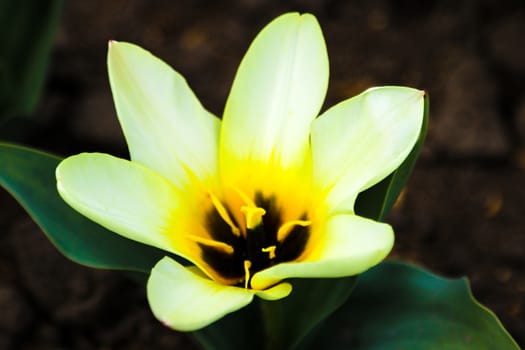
55;151;225;275
56;153;188;253
311;86;425;213
220;13;328;196
255;282;292;301
251;215;393;290
147;257;254;331
108;41;220;193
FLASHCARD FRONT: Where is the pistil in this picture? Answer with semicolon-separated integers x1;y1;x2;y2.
201;191;311;290
241;206;266;229
232;186;266;229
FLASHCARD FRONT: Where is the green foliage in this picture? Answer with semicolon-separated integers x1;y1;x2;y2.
0;143;167;272
193;302;264;350
259;277;358;350
0;0;63;134
192;278;357;350
308;262;519;350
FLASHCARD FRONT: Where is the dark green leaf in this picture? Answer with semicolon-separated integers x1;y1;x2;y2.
0;0;63;120
308;262;519;350
260;277;357;350
0;143;167;272
191;277;357;350
193;301;265;350
355;93;429;221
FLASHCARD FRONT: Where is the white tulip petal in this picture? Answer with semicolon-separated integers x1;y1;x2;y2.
311;86;425;213
251;215;394;290
108;41;220;191
220;13;328;188
255;282;292;301
147;257;254;331
56;153;191;256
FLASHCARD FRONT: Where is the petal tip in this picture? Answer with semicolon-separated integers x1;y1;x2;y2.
254;281;293;300
107;40;123;53
147;257;255;331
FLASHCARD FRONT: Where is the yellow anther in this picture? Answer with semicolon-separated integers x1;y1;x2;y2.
208;192;241;236
262;245;277;259
230;186;266;230
241;206;266;229
185;235;234;255
243;260;252;289
277;220;312;241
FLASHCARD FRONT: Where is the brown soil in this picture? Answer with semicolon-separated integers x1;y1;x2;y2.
1;1;524;348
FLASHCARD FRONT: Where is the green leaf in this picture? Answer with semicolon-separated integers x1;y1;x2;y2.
193;302;265;350
0;0;63;120
259;277;358;350
355;93;429;221
0;143;167;273
308;261;519;350
191;277;357;350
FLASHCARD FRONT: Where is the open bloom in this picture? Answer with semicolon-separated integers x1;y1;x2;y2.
56;13;424;331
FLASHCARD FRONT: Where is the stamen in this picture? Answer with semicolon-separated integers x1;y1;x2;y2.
230;186;266;229
185;234;234;255
262;245;277;259
241;206;266;229
277;220;312;242
243;260;252;289
208;192;241;236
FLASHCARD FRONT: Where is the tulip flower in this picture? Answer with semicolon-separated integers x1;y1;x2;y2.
56;12;424;331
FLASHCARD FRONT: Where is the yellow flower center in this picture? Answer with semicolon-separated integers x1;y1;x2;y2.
189;189;311;289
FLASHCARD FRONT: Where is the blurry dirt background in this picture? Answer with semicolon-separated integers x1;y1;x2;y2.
1;0;524;348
